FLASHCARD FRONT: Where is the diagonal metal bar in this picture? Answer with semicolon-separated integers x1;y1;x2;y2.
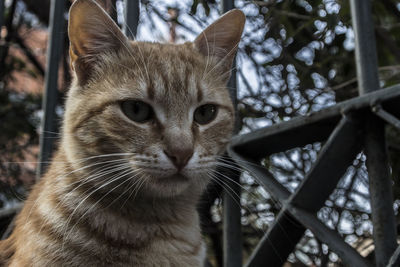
0;203;22;219
231;83;400;160
289;114;364;212
237;114;364;266
372;105;400;131
245;210;304;267
229;142;372;267
0;202;22;240
229;149;371;266
387;245;400;267
287;205;373;267
226;148;289;204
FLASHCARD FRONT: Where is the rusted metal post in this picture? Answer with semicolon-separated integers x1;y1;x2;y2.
221;0;242;267
123;0;139;39
350;0;398;266
37;0;66;178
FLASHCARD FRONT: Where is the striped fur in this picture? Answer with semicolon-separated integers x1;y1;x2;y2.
0;0;245;265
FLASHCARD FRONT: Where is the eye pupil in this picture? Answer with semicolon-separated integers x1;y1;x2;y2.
194;104;217;125
121;100;153;123
133;102;141;114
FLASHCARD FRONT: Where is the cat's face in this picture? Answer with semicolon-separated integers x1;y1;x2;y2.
63;0;244;198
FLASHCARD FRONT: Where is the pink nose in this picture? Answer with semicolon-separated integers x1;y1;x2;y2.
163;147;193;171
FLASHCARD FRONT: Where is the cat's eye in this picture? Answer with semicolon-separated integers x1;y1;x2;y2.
194;104;218;125
120;100;153;123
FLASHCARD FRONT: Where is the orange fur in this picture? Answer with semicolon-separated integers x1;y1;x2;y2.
0;0;245;265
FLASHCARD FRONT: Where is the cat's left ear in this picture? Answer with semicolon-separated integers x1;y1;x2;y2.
68;0;129;84
194;9;245;76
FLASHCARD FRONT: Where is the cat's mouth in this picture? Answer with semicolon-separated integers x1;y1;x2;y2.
155;173;189;183
142;172;192;197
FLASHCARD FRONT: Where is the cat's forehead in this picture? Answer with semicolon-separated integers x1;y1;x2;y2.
130;42;202;71
117;42;227;105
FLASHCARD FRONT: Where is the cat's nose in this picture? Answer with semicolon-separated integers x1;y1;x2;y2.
163;147;193;171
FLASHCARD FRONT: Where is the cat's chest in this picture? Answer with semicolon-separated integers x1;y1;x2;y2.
84;209;206;266
81;227;206;267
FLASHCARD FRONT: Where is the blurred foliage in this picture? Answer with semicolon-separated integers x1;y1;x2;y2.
1;0;400;266
0;0;42;207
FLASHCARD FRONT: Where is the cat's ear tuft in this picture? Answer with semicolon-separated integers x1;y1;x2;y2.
194;9;245;74
68;0;128;84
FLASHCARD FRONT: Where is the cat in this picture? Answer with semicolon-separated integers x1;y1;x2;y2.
0;0;244;265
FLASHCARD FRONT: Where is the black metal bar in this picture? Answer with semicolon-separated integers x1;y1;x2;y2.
364;113;397;267
15;34;45;76
229;126;372;267
221;0;242;266
290;115;364;211
231;83;400;160
0;203;22;219
37;0;66;178
221;0;235;12
242;115;364;266
387;245;400;267
221;159;242;267
230;150;371;266
0;203;22;240
350;0;379;95
350;1;398;266
0;0;4;29
1;218;15;240
227;148;290;204
245;210;304;267
288;205;373;267
372;105;400;131
123;0;139;39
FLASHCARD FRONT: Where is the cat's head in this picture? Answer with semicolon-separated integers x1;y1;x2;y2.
63;0;245;198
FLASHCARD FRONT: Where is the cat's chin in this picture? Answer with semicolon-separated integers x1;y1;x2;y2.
141;173;194;198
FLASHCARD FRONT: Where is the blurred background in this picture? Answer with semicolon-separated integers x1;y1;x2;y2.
1;0;400;266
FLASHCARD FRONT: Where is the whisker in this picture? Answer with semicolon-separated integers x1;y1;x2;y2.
23;157;130;228
216;157;298;248
61;167;136;249
36;162;133;237
216;156;284;209
105;170;146;210
203;41;240;80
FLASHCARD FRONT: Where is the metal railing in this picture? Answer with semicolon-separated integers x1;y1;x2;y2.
37;0;66;177
1;0;400;266
227;0;400;266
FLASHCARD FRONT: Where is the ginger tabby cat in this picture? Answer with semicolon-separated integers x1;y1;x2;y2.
0;0;245;266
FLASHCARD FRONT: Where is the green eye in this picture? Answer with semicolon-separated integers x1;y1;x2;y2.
194;104;218;125
121;100;153;123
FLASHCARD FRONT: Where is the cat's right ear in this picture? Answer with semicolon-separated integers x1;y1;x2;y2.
194;9;245;79
68;0;128;85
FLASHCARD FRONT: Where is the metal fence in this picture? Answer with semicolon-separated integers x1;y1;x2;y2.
227;0;400;266
1;0;400;266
